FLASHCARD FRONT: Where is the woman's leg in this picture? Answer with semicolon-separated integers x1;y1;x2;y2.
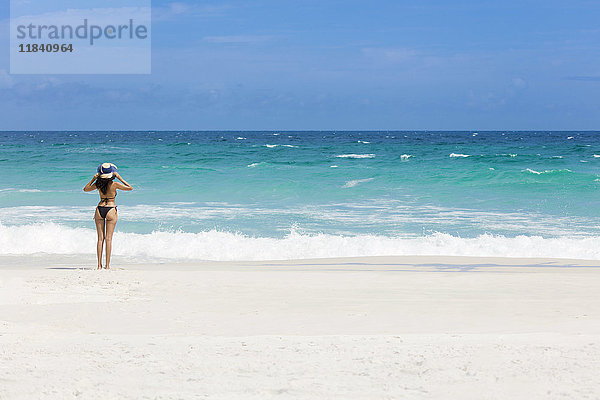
94;210;105;270
104;208;118;269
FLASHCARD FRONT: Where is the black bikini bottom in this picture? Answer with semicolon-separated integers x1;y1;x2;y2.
97;206;117;219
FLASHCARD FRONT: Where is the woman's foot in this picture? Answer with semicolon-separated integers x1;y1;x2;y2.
105;266;110;269
97;263;102;270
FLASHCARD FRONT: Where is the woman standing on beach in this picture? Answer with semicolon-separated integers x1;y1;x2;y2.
83;163;133;270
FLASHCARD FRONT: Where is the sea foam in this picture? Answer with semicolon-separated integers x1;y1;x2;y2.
2;223;600;261
523;168;572;175
342;178;374;188
335;154;375;159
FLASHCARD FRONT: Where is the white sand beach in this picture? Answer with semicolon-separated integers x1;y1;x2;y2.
1;255;600;399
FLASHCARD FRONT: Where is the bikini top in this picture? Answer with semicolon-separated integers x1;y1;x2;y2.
99;192;116;205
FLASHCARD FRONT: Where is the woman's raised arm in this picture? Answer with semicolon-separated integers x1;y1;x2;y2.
114;172;133;191
83;173;99;192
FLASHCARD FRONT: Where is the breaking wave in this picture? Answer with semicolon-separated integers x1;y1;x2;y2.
2;222;600;261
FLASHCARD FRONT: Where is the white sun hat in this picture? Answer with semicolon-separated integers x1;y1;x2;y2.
97;163;117;179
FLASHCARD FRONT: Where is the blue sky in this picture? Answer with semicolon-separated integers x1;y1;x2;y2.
0;0;599;130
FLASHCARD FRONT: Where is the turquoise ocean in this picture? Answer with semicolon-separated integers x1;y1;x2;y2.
2;131;600;261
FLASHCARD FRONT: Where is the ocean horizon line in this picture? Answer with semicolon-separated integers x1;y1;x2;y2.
2;129;600;133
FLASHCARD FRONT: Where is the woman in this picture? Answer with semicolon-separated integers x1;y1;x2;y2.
83;163;133;269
